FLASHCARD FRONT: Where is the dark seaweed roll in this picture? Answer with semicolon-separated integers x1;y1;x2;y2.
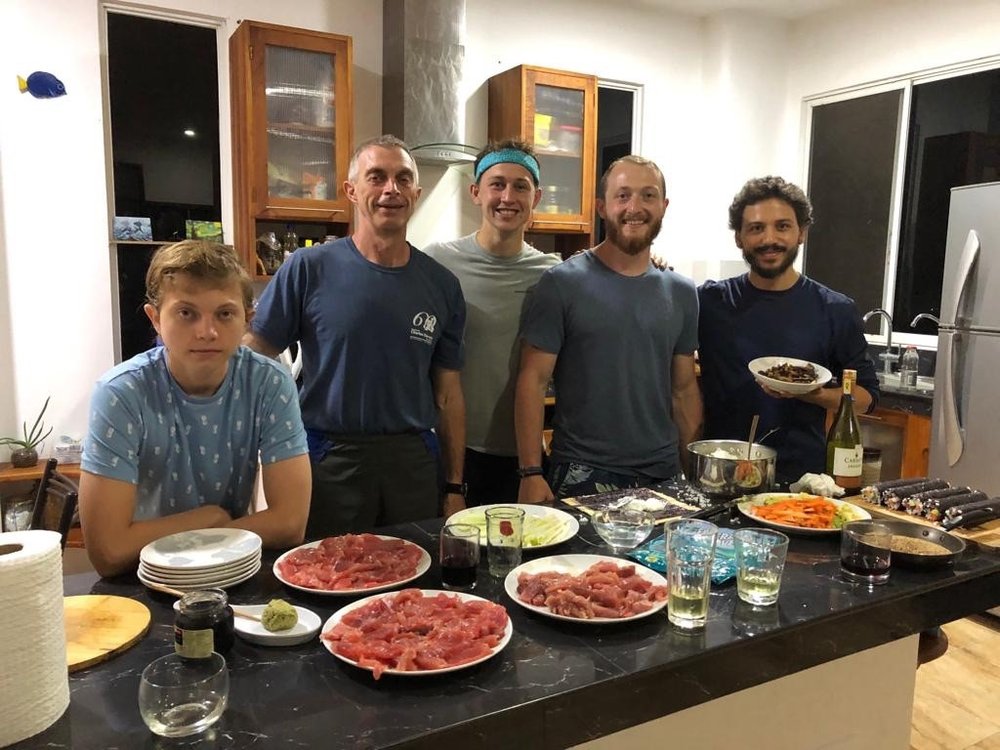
883;479;949;511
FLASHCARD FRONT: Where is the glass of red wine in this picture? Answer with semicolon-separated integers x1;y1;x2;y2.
840;520;892;585
440;524;481;591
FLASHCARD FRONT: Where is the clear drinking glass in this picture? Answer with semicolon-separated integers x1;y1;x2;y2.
734;528;789;606
840;520;892;585
139;652;229;738
440;523;481;591
485;507;525;578
666;519;718;630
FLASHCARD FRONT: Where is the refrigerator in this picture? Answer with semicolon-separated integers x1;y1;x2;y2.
929;181;1000;496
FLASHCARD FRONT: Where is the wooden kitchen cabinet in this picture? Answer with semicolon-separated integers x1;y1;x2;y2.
860;407;931;479
230;21;353;279
488;65;597;257
826;406;931;480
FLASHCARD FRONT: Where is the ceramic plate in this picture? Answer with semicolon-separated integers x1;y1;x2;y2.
139;560;261;592
139;528;262;571
138;555;261;585
273;536;432;596
445;503;580;549
748;356;832;396
737;492;871;535
503;553;669;624
320;589;512;677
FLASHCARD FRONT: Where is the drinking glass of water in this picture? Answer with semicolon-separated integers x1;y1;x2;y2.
734;528;789;606
666;519;718;630
591;508;654;554
139;652;228;738
485;506;525;578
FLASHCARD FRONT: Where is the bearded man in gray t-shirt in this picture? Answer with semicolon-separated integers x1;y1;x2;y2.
515;156;703;501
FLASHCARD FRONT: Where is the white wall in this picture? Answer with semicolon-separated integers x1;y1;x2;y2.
2;0;999;446
0;0;381;449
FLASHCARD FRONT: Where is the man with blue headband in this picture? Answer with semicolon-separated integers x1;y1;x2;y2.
424;139;561;505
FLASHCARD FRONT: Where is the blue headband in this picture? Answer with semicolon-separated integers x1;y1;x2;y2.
474;148;541;186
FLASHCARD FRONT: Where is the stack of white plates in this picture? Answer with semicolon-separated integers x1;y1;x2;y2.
138;528;262;591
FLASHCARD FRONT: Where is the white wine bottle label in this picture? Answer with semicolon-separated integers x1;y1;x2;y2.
831;446;863;477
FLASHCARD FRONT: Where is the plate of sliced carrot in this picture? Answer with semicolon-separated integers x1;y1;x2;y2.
737;492;870;534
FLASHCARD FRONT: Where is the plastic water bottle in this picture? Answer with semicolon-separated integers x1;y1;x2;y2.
900;346;919;388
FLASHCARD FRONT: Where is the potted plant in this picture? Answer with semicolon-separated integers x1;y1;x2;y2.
1;396;53;468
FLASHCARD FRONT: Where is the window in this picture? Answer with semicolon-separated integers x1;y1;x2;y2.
805;63;1000;345
106;11;222;360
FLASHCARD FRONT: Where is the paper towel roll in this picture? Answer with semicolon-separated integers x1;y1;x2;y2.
0;530;70;747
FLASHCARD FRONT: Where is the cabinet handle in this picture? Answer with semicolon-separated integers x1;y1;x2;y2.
263;206;345;214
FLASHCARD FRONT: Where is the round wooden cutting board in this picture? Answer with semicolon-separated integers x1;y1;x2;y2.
64;595;152;672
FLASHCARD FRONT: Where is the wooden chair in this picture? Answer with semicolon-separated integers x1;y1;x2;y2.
30;458;79;549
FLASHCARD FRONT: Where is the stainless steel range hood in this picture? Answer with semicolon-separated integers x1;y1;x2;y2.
382;0;479;164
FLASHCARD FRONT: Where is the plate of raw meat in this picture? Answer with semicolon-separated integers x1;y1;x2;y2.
505;554;668;624
321;588;512;679
274;533;432;595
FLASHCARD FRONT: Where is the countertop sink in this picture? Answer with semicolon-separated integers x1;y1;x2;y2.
877;371;935;396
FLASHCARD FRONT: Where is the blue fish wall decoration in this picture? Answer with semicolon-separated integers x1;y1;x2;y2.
17;71;67;99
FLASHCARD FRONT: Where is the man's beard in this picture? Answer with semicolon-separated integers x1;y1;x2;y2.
743;243;799;279
606;214;663;256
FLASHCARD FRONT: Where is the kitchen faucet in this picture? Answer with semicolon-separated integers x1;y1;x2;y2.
863;308;898;375
910;312;941;327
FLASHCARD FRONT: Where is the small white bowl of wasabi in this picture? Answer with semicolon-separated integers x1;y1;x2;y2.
235;603;321;646
174;599;321;646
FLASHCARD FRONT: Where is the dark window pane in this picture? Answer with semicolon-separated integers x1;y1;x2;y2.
107;13;220;360
805;90;902;320
894;69;1000;336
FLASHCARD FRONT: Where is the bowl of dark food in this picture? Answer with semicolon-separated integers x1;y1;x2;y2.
749;356;832;395
687;439;776;500
876;519;966;569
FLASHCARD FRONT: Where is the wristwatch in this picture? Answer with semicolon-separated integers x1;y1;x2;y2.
517;465;544;478
443;482;467;497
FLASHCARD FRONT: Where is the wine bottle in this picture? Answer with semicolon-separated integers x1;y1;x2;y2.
826;368;863;491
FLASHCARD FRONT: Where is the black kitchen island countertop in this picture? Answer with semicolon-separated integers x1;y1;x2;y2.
13;503;1000;750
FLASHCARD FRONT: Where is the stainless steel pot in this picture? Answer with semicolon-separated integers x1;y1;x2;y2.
687;439;777;500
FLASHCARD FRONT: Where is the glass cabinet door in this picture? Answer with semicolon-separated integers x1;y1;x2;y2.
532;84;585;217
264;45;337;204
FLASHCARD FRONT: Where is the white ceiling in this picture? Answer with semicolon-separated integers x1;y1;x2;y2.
637;0;870;20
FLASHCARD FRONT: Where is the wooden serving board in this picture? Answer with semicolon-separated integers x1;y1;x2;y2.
852;497;1000;550
64;595;151;672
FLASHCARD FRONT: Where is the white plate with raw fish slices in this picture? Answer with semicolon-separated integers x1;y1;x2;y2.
504;554;668;624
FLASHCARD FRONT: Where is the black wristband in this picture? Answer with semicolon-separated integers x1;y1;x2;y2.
443;482;467;497
517;465;544;478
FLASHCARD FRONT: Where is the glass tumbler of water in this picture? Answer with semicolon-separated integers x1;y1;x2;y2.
485;506;525;578
734;528;789;606
666;519;718;630
139;652;229;738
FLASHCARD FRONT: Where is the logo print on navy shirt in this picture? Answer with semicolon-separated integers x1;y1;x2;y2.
410;311;437;345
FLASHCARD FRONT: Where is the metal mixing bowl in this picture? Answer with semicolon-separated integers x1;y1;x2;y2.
687;439;777;499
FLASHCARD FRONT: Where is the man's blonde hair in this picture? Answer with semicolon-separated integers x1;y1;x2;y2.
145;240;254;311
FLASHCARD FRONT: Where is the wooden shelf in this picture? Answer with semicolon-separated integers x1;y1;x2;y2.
0;461;81;483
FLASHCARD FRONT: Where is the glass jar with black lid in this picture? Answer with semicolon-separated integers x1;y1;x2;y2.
174;588;235;659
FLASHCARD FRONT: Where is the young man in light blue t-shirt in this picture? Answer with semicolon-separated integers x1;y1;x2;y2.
80;241;311;577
